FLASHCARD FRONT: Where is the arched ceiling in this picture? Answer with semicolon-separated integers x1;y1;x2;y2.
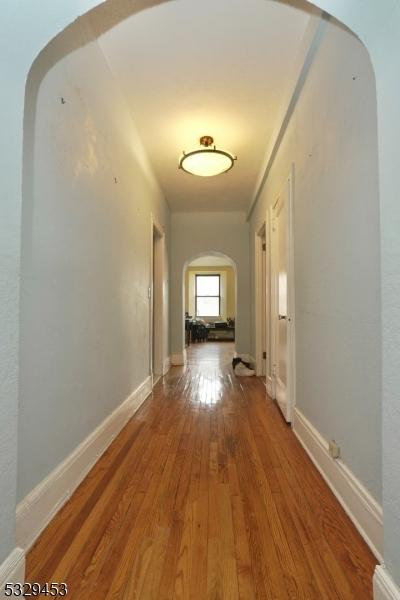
89;0;313;212
188;255;234;267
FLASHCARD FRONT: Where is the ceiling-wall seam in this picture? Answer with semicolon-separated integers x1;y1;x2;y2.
246;12;328;221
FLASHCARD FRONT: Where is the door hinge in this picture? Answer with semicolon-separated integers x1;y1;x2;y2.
262;243;266;251
263;351;267;359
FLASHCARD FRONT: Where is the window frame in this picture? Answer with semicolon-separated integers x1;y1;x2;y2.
195;274;221;317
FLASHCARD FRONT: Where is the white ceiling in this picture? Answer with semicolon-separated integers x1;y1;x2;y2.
91;0;311;212
188;255;234;267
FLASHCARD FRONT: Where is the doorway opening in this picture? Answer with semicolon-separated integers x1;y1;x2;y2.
150;216;165;384
183;253;237;355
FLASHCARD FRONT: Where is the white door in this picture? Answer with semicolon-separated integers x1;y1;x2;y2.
261;233;267;377
271;175;294;422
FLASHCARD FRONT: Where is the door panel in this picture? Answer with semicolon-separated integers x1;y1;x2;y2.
261;232;267;377
272;177;293;422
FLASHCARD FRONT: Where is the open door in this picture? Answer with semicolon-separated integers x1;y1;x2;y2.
261;231;267;377
271;169;295;422
255;223;268;379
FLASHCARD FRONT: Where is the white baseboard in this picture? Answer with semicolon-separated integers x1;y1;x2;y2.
374;566;400;600
16;376;152;552
266;375;275;398
254;357;266;377
293;408;383;562
170;350;186;366
0;548;25;598
163;356;171;375
248;355;256;368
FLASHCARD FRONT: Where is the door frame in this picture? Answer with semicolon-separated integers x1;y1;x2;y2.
255;220;268;378
270;164;296;422
150;214;165;383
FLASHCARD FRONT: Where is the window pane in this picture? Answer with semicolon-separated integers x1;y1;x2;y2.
196;275;219;296
197;297;219;317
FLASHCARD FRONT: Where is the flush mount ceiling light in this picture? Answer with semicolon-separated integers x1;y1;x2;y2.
179;135;237;177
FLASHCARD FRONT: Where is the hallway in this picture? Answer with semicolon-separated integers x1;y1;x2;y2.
26;343;376;599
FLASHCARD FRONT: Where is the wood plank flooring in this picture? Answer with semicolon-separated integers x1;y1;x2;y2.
26;342;377;598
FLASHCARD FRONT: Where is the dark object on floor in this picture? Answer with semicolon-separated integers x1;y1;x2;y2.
232;356;251;369
191;321;208;343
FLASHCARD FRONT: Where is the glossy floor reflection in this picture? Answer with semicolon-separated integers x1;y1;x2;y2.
184;342;234;406
26;341;377;599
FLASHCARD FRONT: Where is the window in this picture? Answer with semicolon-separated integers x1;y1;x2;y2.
195;275;220;317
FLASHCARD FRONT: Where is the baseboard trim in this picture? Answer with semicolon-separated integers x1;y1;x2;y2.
16;376;152;552
374;566;400;600
247;355;256;368
266;375;274;398
0;548;25;597
170;350;186;366
293;407;383;562
163;356;171;375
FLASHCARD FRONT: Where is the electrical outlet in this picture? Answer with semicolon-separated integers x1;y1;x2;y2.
329;439;341;459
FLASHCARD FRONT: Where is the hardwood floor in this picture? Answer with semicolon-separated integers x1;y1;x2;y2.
26;342;377;598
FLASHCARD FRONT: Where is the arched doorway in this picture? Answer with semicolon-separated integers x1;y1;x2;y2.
1;0;399;594
183;252;237;359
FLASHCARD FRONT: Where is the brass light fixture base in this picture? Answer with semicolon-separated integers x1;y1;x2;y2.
199;135;214;147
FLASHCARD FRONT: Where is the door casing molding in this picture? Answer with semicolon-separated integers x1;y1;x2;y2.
270;165;296;421
150;214;166;380
254;220;269;377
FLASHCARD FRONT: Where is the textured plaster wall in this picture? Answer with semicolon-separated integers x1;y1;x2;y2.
17;17;169;501
0;0;112;567
250;18;381;500
305;2;400;582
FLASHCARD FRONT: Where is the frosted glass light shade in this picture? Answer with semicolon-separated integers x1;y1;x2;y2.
179;148;235;177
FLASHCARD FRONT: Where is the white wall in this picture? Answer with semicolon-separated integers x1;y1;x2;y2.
170;212;250;357
250;19;381;502
17;17;170;501
0;0;107;571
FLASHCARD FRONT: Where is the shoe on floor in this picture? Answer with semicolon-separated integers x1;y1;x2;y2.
234;362;255;377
